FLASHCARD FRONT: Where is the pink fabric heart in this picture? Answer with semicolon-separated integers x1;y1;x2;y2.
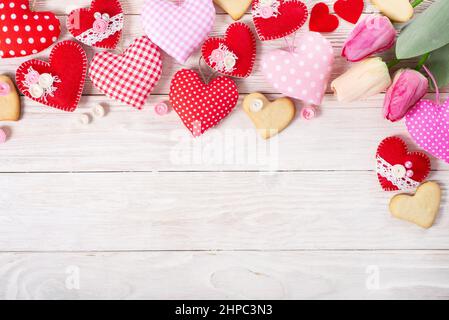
406;97;449;164
260;32;334;105
141;0;215;64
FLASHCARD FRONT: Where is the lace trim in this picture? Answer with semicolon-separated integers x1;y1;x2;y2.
253;0;281;19
76;13;124;46
22;67;61;102
376;155;419;190
208;44;238;73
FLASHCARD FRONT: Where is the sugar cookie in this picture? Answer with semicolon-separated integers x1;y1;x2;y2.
214;0;252;21
0;75;20;121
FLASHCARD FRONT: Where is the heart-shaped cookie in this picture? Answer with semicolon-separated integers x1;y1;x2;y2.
243;93;295;140
390;181;442;229
16;41;87;112
67;0;124;49
141;0;215;64
89;36;162;109
214;0;251;20
376;136;431;192
371;0;414;23
252;0;308;41
406;98;449;164
0;0;61;58
202;22;256;78
309;2;339;33
0;75;20;121
169;69;239;137
334;0;364;24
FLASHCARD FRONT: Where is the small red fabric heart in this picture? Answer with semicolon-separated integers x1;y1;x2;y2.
334;0;364;24
309;2;339;33
67;0;123;49
169;69;239;137
252;0;308;41
201;22;256;78
376;136;431;191
89;36;162;109
16;41;87;112
0;0;61;59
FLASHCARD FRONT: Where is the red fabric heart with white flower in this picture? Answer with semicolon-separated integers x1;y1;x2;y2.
67;0;124;49
376;136;431;191
16;41;87;112
201;22;256;78
0;0;60;58
252;0;308;41
89;36;162;109
169;69;239;137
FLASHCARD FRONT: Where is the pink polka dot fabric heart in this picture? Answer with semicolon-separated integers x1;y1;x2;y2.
406;97;449;164
141;0;215;64
261;32;334;105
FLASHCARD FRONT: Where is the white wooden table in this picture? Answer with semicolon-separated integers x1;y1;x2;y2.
1;0;448;300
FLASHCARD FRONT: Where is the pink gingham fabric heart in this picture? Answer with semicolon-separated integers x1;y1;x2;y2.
141;0;215;64
260;32;334;105
406;97;449;164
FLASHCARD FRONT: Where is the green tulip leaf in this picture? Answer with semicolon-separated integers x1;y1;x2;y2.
396;0;449;59
428;43;449;88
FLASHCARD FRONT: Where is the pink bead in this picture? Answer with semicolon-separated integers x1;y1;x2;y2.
210;49;225;63
301;106;317;120
405;161;413;169
406;170;414;178
25;70;40;85
0;82;10;96
0;128;7;144
93;18;108;33
154;102;169;116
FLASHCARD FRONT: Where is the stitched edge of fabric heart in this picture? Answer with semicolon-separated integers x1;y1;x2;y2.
201;22;256;78
334;0;364;24
376;136;431;192
309;2;340;33
15;40;87;112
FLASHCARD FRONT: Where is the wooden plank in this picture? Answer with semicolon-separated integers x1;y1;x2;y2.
0;171;448;251
0;250;448;299
1;94;448;172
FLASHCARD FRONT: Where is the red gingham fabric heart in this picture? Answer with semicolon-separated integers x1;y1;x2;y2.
16;41;87;112
376;136;431;192
201;22;256;78
169;69;239;137
0;0;61;58
67;0;124;49
252;0;308;41
89;36;162;109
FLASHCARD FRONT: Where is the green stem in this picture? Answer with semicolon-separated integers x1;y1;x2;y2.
415;52;430;71
387;58;401;69
411;0;424;8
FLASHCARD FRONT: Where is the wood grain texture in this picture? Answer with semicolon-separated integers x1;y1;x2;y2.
1;251;448;300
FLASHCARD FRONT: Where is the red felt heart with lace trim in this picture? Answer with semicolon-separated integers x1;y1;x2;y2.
0;0;61;59
16;41;87;112
67;0;124;49
309;2;339;33
376;136;431;192
252;0;308;41
334;0;364;24
169;69;239;137
201;22;256;78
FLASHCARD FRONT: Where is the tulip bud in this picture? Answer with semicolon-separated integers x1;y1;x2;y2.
331;57;392;103
383;69;428;122
342;15;396;62
371;0;414;23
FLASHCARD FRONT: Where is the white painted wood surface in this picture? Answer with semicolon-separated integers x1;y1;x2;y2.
0;0;448;299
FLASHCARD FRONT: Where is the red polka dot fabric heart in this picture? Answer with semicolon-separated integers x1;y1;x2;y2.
334;0;364;24
169;69;239;137
376;136;431;192
89;36;162;109
67;0;124;50
202;22;256;78
16;41;87;112
0;0;61;58
309;2;339;33
252;0;308;41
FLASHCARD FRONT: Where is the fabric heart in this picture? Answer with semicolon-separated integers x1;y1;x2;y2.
202;22;256;78
89;36;162;109
243;93;295;140
389;181;441;229
334;0;364;24
309;2;339;33
67;0;124;49
376;136;431;192
213;0;252;21
16;41;87;112
169;69;239;136
252;0;308;41
406;97;449;164
141;0;215;64
261;32;334;105
0;0;60;59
